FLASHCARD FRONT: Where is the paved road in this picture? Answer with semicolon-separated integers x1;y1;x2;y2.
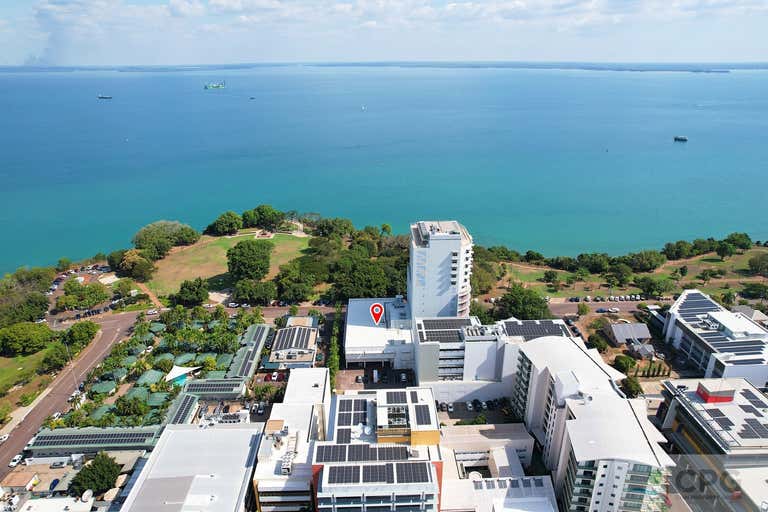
0;312;138;479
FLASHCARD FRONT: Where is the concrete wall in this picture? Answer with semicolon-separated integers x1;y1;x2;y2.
424;380;513;403
416;341;440;383
463;341;498;381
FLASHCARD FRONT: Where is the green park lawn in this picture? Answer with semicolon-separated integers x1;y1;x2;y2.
148;232;310;296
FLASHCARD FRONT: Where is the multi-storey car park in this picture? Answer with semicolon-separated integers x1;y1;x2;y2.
663;289;768;388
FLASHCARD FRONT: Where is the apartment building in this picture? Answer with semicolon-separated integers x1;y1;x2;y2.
663;289;768;388
513;336;674;512
408;221;473;318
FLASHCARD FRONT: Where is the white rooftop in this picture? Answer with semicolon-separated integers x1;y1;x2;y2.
120;423;262;512
664;378;768;452
411;220;473;246
282;367;330;404
727;466;768;508
566;395;674;468
16;497;94;512
709;310;766;337
345;297;412;352
441;476;557;512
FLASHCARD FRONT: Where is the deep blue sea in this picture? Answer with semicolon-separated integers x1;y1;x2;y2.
1;64;767;273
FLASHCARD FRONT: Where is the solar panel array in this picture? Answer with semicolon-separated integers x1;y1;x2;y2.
328;465;360;484
233;348;256;378
740;404;764;417
678;292;722;323
414;404;431;426
337;428;351;444
273;326;315;352
741;389;768;409
386;391;407;404
363;464;395;484
739;418;768;439
395;462;430;483
410;391;419;402
33;431;155;448
422;319;472;330
185;379;243;394
420;329;463;343
502;320;569;340
354;399;367;411
316;444;409;463
339;399;353;413
169;394;198;424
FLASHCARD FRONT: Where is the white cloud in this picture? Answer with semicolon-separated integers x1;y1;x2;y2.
169;0;205;17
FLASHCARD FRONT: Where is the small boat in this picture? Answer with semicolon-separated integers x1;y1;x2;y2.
673;136;688;142
204;81;226;90
97;95;112;100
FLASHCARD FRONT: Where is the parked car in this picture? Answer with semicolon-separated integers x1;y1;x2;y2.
256;402;266;415
481;401;488;411
51;412;61;420
440;402;448;412
8;454;23;468
147;309;158;315
276;373;285;382
0;434;8;444
228;303;239;308
271;371;279;381
465;401;474;412
49;461;66;469
447;403;454;413
264;373;272;382
608;307;620;313
596;308;607;313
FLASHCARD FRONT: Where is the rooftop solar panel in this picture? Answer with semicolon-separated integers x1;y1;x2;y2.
396;462;430;483
422;319;472;331
169;394;198;424
339;400;353;413
414;404;431;426
354;399;367;412
410;391;419;403
337;413;352;427
353;412;367;425
386;391;407;404
316;445;346;463
705;408;725;418
362;464;395;484
336;428;351;444
328;465;360;484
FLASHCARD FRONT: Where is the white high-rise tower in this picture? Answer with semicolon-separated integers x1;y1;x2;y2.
407;220;473;318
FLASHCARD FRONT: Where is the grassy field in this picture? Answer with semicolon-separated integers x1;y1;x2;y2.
485;247;768;300
148;232;310;296
0;347;53;420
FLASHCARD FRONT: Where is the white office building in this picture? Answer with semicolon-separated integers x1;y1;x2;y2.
344;297;414;369
413;316;570;402
513;336;674;512
663;289;768;388
408;221;473;318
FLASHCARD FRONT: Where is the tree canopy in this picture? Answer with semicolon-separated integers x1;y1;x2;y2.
170;278;209;307
227;240;273;281
0;321;55;356
132;220;200;260
70;452;121;496
205;211;243;236
233;279;276;305
242;204;286;231
494;283;551;320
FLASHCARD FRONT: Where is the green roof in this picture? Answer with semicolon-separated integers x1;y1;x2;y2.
195;352;218;364
154;353;175;362
104;368;128;381
147;392;169;407
216;354;233;367
125;386;149;402
174;353;196;366
137;333;155;343
205;371;226;379
191;321;205;330
90;405;115;420
121;355;138;367
136;369;164;387
149;322;166;333
128;344;147;356
91;381;117;395
207;320;222;329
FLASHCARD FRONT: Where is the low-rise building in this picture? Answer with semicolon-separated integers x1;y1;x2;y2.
120;423;262;512
663;289;768;388
344;297;414;370
269;325;319;369
513;336;674;512
253;368;332;512
604;322;651;347
657;378;768;511
26;426;162;458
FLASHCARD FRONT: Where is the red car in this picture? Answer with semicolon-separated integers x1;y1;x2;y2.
276;373;285;382
264;373;272;382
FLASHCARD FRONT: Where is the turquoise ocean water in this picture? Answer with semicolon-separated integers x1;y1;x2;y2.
1;65;767;273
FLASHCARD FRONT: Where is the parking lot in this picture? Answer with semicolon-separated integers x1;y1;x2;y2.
437;399;512;426
336;367;415;391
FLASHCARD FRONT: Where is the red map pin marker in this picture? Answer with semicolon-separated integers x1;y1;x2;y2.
370;303;384;325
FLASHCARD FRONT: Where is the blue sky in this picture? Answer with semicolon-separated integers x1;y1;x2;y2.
0;0;766;65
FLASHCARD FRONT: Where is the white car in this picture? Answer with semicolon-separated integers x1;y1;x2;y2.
228;303;239;308
8;454;23;468
146;309;158;315
240;303;251;309
447;403;455;413
0;434;8;444
203;303;214;308
51;412;62;420
465;401;474;412
608;307;620;313
271;372;279;381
